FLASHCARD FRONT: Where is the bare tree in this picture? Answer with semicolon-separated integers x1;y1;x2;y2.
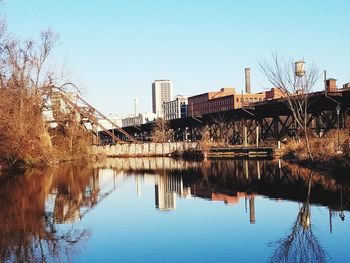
0;17;89;167
0;27;58;165
150;118;173;142
259;53;319;160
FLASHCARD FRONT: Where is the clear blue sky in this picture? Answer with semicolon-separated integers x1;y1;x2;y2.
2;0;350;115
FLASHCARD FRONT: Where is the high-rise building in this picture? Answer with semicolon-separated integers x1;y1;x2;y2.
152;80;173;117
154;174;183;212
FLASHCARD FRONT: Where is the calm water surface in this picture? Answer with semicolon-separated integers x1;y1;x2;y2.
0;158;349;262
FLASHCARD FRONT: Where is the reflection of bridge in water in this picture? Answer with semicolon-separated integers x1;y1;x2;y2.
92;157;350;227
154;173;257;223
0;158;348;262
93;157;350;212
2;158;347;231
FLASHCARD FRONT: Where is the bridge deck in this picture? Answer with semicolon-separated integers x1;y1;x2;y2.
111;88;350;143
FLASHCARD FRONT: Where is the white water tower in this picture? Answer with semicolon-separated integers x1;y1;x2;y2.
295;60;305;77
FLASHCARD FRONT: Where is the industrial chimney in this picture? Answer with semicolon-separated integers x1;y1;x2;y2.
245;68;251;94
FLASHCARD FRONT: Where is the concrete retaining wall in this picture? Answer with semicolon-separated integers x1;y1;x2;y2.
91;142;198;157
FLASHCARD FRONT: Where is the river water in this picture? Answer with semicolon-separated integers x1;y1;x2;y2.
0;158;349;263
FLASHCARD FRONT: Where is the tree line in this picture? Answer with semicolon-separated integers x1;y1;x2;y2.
0;19;90;169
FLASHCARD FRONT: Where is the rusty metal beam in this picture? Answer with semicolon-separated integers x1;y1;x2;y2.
60;94;122;143
75;95;137;142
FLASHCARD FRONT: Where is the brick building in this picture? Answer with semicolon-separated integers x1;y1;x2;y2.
326;78;338;92
265;87;285;100
188;87;284;117
188;88;236;116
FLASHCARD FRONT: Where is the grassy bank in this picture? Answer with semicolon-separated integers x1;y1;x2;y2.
280;130;350;180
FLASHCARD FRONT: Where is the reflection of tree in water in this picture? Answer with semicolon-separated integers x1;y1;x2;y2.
0;164;93;262
269;173;326;263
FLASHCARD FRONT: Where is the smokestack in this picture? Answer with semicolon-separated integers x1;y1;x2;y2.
249;196;255;224
245;68;251;94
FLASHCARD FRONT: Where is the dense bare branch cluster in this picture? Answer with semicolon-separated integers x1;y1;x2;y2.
0;21;60;166
150;118;173;142
259;53;319;160
0;19;89;168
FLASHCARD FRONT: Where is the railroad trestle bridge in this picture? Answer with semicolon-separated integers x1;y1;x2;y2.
113;90;350;145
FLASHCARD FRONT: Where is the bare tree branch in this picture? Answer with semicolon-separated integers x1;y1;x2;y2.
259;54;320;160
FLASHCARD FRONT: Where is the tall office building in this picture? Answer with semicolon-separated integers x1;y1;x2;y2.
154;174;183;212
152;80;173;117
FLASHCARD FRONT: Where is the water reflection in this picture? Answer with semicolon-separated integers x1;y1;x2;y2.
155;174;183;212
101;157;350;250
0;158;349;262
0;163;102;262
269;173;326;263
94;158;350;225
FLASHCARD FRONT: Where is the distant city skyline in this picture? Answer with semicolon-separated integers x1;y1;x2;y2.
3;0;350;116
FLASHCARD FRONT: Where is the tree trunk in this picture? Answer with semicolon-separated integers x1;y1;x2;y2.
304;127;314;161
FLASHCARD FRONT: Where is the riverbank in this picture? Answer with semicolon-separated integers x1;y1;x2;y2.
0;149;93;174
1;157;349;262
279;136;350;181
281;153;350;181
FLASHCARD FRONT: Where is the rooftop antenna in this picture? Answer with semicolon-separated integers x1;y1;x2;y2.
134;98;138;116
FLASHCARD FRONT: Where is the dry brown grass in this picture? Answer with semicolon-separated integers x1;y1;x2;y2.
197;130;212;153
0;89;53;167
50;121;92;162
282;129;349;162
